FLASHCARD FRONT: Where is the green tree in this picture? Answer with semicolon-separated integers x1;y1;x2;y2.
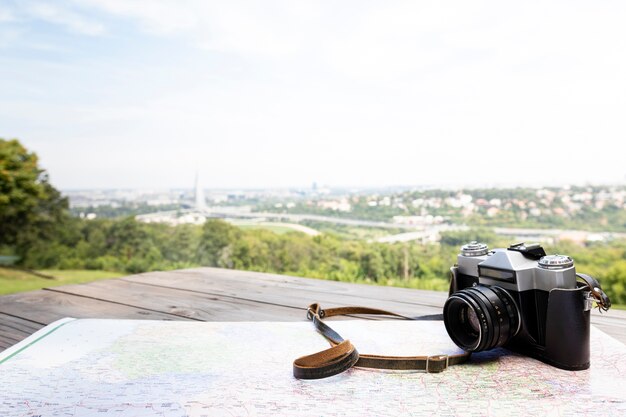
602;261;626;305
359;249;385;281
0;139;69;259
159;224;201;264
439;229;498;247
197;219;240;266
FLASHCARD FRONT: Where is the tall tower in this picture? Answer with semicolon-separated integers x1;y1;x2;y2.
194;172;206;211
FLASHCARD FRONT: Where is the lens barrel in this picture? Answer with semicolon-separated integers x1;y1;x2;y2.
443;285;520;352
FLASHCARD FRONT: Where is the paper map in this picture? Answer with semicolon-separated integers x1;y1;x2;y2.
1;318;625;416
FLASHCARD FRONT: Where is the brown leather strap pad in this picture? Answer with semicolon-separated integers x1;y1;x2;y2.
293;340;359;379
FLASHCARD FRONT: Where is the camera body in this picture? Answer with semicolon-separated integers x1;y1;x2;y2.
444;242;592;370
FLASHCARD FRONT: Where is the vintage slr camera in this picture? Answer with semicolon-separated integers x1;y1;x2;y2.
444;241;610;370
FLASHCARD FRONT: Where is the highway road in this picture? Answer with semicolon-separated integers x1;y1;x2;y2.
136;207;626;244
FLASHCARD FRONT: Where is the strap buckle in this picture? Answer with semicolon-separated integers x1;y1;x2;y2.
426;355;449;373
306;306;325;320
577;273;611;312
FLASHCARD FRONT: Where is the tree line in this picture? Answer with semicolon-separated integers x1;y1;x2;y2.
11;215;626;304
2;138;626;305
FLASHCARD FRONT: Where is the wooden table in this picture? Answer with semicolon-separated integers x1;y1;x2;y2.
1;267;625;351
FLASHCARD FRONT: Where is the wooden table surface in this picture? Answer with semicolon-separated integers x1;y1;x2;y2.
1;267;625;351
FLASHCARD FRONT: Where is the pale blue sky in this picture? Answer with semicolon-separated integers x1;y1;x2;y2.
1;1;625;189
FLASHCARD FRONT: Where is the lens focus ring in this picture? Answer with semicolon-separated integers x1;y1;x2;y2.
443;285;520;352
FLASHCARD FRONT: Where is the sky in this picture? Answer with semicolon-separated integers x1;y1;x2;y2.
1;0;625;190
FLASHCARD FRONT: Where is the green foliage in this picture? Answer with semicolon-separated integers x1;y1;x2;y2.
7;206;626;304
439;229;500;247
5;209;626;305
0;139;70;255
548;240;626;305
71;203;181;218
198;219;241;266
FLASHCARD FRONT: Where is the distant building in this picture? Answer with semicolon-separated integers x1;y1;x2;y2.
317;199;352;212
194;172;206;210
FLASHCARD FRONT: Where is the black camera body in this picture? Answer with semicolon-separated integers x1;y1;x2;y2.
444;242;595;370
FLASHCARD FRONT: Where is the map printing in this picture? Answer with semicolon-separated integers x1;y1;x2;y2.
1;318;624;416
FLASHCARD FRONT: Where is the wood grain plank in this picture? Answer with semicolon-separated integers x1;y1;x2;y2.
0;314;44;335
45;279;305;321
153;268;449;307
0;313;46;352
0;341;13;350
0;312;45;330
124;269;443;317
0;329;20;344
0;290;195;325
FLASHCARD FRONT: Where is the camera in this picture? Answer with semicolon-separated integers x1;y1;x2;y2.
444;241;609;370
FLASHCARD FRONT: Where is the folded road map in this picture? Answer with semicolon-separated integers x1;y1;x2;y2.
1;318;624;416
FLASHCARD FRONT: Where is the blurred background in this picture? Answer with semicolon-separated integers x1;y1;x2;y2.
1;1;625;305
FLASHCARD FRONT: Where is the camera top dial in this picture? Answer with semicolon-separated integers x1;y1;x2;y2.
461;241;489;257
538;254;574;270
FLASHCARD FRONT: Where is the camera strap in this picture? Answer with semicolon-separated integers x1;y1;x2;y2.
293;303;471;380
576;273;611;311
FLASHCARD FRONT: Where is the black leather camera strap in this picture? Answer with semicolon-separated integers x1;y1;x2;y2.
292;303;471;380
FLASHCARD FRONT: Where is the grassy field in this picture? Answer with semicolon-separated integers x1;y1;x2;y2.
235;224;299;234
0;268;124;295
231;221;319;235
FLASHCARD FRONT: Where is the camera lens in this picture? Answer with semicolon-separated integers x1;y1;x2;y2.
466;307;480;333
443;285;520;352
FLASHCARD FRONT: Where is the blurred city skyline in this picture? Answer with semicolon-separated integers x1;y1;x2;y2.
1;1;625;189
